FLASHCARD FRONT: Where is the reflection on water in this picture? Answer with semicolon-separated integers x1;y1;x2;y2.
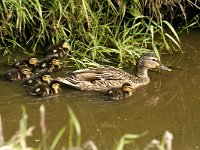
1;30;200;149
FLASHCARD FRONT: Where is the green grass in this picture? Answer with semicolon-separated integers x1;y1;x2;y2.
1;0;198;67
0;105;174;150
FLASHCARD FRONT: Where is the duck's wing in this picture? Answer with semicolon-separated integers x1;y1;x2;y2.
64;66;131;81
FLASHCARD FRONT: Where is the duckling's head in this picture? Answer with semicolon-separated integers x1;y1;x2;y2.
20;67;32;75
42;74;53;84
122;82;132;92
50;81;61;94
51;58;62;69
28;57;40;66
62;41;70;49
136;53;171;76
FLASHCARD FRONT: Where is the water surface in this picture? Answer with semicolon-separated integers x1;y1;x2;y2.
0;30;200;149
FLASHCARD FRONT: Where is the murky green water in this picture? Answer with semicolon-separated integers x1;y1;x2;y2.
1;30;200;149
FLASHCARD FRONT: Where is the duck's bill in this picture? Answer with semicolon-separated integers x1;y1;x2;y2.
160;64;172;71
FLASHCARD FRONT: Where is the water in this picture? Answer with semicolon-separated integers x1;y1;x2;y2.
0;30;200;149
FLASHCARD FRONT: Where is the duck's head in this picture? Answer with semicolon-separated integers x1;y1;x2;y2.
51;57;62;69
61;41;70;49
20;67;32;76
42;74;53;84
50;81;61;93
122;82;133;93
136;53;171;74
28;57;40;66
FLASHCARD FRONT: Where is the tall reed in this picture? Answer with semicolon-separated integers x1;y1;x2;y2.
0;0;189;66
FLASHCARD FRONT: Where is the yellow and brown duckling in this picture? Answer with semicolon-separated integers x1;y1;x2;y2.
0;66;34;82
22;72;53;88
56;53;172;91
29;80;61;97
105;82;133;100
46;40;70;60
12;56;40;72
36;56;62;73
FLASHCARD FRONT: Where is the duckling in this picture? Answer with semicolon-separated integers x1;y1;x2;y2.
0;66;33;82
12;56;40;71
46;40;70;60
29;80;61;97
36;56;62;73
22;73;53;88
105;82;133;100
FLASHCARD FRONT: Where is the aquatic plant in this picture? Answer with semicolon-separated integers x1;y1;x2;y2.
0;105;174;150
0;0;187;67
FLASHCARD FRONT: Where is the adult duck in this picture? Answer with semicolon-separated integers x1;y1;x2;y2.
56;53;171;91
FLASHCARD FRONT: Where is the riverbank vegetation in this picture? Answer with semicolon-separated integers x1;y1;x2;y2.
1;0;199;67
0;105;173;150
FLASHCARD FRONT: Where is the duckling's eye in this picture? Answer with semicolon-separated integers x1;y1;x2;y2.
22;69;29;72
29;58;37;63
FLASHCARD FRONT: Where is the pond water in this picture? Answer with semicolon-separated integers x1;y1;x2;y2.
0;30;200;150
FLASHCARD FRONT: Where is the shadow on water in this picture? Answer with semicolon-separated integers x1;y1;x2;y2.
1;30;200;149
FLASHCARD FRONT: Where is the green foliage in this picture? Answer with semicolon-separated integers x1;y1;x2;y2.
0;0;182;67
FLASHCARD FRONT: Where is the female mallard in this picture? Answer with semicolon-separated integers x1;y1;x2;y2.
56;53;171;91
22;72;53;88
105;82;133;100
29;80;61;97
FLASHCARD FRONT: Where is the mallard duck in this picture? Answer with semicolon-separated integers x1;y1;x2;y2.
29;80;61;97
0;66;33;82
56;53;172;91
12;56;40;71
36;56;62;73
105;82;133;100
46;40;70;60
22;72;53;88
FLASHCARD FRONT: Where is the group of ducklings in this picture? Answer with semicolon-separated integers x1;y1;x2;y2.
0;40;69;97
0;40;172;100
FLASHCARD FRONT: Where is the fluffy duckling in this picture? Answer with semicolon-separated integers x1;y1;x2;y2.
105;82;133;100
29;80;61;97
12;56;40;71
0;66;33;82
22;73;53;88
46;40;70;60
36;56;62;73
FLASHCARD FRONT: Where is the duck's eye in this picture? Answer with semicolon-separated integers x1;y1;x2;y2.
152;58;157;61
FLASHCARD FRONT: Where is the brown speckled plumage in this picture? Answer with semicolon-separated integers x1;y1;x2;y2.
56;53;171;91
